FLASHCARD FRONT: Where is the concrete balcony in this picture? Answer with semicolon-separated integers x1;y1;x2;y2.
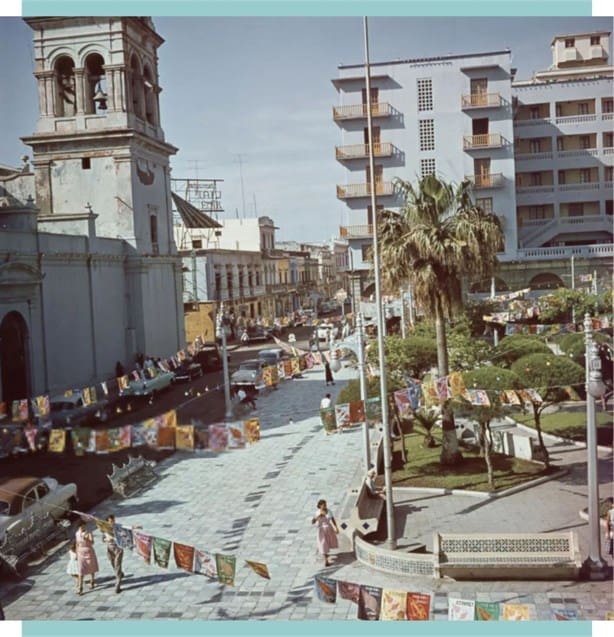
461;93;502;109
332;102;393;121
336;182;394;199
516;243;613;261
515;152;554;161
519;215;612;248
466;173;504;189
335;142;398;161
558;182;601;192
554;114;597;125
463;133;505;150
339;224;373;238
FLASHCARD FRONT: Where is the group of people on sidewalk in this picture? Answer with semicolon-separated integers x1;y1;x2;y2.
66;515;124;595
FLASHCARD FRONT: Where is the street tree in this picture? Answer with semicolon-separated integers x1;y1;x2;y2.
458;367;522;490
366;335;438;381
494;335;551;368
510;353;585;464
378;174;504;465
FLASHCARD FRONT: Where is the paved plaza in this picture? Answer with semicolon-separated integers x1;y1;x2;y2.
1;362;613;621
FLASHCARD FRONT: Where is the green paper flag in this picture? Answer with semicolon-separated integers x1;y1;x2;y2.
216;553;236;586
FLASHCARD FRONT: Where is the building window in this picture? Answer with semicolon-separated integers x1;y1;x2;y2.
557;137;565;151
419;119;435;151
529;106;540;120
605;167;613;182
558;171;566;185
81;157;91;170
590;35;601;45
580;168;592;183
565;38;575;48
150;215;158;253
528;206;546;220
476;197;493;214
367;204;384;225
603;99;614;113
604;132;614;148
578;102;589;115
361;244;373;262
530;173;542;186
569;203;584;217
192;240;202;249
417;78;433;111
580;135;591;149
420;158;436;177
529;139;541;153
555;103;563;117
606;200;613;215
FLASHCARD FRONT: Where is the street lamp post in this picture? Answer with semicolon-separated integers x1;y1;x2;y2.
328;328;341;375
581;313;607;580
364;15;396;550
216;302;233;421
400;288;406;339
356;311;371;470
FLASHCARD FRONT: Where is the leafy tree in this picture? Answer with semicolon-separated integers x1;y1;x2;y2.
494;335;551;368
510;353;585;464
366;335;438;380
538;288;612;323
447;321;494;371
335;377;381;404
457;367;522;490
462;299;500;337
558;331;610;367
411;407;441;448
378;174;504;465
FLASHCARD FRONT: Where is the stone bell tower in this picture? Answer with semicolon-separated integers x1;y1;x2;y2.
22;17;178;255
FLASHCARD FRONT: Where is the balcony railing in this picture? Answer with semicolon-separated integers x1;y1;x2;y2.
335;142;396;160
515;151;553;161
336;182;394;199
556;148;599;158
339;224;373;238
466;173;504;189
332;102;393;121
463;133;504;150
461;93;502;109
554;114;596;125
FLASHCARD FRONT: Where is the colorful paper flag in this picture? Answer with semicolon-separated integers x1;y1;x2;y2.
173;542;195;572
406;592;431;620
70;428;91;456
113;524;134;551
47;429;66;453
349;399;365;424
448;597;475;621
334;403;351;429
208;423;228;451
35;395;50;418
175;425;195;450
380;589;408;620
152;537;172;568
436;376;450;401
244;560;270;580
132;529;152;564
156;426;175;448
338;580;360;604
475;600;500;621
244;418;261;444
12;399;29;422
94;429;110;453
100;381;109;396
314;574;337;603
95;519;113;536
551;608;577;620
357;584;382;620
118;375;129;390
447;372;466;399
501;603;531;620
364;397;382;425
194;549;218;578
393;389;413;418
283;359;293;378
215;553;236;585
131;422;149;446
227;422;245;449
82;387;91;405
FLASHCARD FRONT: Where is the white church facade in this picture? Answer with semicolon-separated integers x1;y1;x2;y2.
0;17;184;404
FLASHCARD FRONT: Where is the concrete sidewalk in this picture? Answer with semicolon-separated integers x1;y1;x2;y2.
1;361;612;621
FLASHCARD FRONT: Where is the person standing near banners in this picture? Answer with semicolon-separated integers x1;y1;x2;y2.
311;499;339;567
324;360;335;386
102;514;124;593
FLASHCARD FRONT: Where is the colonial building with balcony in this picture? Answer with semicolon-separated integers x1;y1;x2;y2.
332;31;613;300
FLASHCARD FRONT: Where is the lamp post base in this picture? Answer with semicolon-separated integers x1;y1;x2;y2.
580;557;608;580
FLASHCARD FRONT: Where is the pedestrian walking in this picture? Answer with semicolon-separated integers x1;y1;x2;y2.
237;387;257;410
240;329;249;345
102;514;124;593
75;521;99;595
324;360;335;386
66;541;80;591
311;499;339;567
320;393;332;409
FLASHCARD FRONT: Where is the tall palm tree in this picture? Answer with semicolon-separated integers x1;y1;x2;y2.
378;174;504;465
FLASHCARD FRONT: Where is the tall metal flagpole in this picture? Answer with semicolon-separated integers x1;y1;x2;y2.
364;16;396;549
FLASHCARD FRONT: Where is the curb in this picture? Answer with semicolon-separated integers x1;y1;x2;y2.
513;421;612;454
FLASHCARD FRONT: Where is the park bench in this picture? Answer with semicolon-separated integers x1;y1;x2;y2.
0;511;70;577
434;531;582;580
107;455;159;498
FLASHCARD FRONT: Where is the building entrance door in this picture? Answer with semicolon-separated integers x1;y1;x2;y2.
0;311;30;405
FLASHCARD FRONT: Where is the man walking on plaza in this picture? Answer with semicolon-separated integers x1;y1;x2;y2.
102;514;124;593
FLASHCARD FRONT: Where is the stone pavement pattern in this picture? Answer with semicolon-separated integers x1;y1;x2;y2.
1;362;613;620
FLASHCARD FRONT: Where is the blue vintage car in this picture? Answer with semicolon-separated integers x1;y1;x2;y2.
119;367;175;399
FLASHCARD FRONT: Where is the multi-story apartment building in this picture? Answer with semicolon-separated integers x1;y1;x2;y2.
333;31;613;301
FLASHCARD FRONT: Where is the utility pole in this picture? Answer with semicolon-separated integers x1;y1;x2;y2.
234;154;247;218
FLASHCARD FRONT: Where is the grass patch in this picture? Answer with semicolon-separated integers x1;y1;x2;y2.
512;410;613;444
391;431;557;493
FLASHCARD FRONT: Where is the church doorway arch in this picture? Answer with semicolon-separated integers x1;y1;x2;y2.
0;311;30;404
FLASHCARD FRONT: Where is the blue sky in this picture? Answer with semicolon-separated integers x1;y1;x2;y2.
0;15;612;242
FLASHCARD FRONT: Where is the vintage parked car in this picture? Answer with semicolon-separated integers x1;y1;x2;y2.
230;359;265;391
244;325;273;342
0;476;77;543
49;391;111;428
172;359;204;383
119;367;175;399
193;343;224;372
257;347;289;367
316;323;339;341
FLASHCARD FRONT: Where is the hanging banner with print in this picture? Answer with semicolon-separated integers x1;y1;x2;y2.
194;549;218;579
334;403;351;429
475;600;500;621
291;357;301;377
448;597;475;621
156;425;175;449
244;560;270;580
113;524;134;551
357;584;382;620
208;423;228;452
463;389;491;407
298;355;307;372
118;375;129;390
393;389;413;418
421;378;439;408
244;418;261;444
48;429;66;453
89;386;97;404
175;425;195;450
551;608;577;620
35;395;50;418
100;381;109;396
227;421;246;449
314;574;337;603
406;592;431;620
364;397;382;425
12;399;29;422
161;410;177;429
436;376;450;402
0;401;7;420
447;372;466;400
130;423;149;447
82;387;92;406
173;542;195;572
94;429;110;453
107;427;124;452
380;589;408;620
304;352;315;369
277;361;286;381
283;359;293;378
269;364;279;386
320;407;337;433
349;399;365;424
193;425;209;450
519;388;543;404
133;530;152;564
312;351;322;366
24;425;37;452
262;365;274;387
71;428;91;456
215;553;236;586
338;580;360;604
501;390;522;406
501;603;532;620
152;537;172;569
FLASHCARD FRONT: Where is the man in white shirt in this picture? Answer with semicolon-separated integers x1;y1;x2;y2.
320;393;332;409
